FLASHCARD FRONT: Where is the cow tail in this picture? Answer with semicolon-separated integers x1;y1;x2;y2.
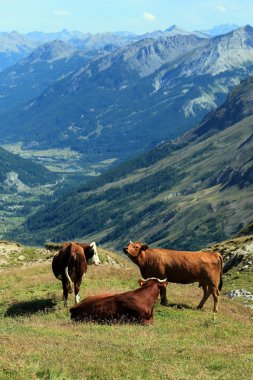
218;253;223;291
64;244;74;293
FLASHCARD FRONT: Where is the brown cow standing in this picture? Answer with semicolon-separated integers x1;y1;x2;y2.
52;241;100;306
70;278;168;324
123;241;223;313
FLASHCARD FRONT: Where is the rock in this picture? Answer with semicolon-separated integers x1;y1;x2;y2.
17;255;26;261
226;289;253;300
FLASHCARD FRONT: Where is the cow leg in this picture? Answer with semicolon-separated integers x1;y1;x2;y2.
197;284;211;309
74;277;83;304
74;282;81;304
62;280;69;307
62;269;72;307
143;317;153;325
160;286;168;306
211;286;220;313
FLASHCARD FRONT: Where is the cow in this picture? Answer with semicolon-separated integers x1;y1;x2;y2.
70;278;168;324
52;241;100;306
123;241;223;313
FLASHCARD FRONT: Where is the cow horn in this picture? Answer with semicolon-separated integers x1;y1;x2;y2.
130;240;133;244
141;277;167;283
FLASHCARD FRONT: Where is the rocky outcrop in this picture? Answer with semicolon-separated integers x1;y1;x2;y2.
206;235;253;273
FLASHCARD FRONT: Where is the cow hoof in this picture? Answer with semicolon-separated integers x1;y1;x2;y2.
161;300;169;306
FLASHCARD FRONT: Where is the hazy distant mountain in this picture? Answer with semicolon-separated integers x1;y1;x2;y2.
18;76;253;248
68;31;138;51
0;40;94;112
0;33;207;157
0;25;241;73
0;31;37;71
141;24;193;39
165;24;192;36
25;29;86;43
1;26;253;168
27;40;76;62
206;24;240;36
25;29;139;52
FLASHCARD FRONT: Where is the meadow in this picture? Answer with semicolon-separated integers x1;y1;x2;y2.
0;245;253;380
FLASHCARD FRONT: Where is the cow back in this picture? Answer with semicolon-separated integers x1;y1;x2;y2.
136;248;222;284
52;242;87;280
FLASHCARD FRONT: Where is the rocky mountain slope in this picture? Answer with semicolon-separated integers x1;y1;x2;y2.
0;31;37;71
1;26;253;166
236;219;253;238
10;75;253;249
0;146;56;188
0;40;95;112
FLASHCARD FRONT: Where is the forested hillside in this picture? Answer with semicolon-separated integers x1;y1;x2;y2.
0;147;56;187
13;76;253;249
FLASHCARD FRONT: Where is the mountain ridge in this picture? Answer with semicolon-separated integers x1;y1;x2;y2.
2;26;253;167
11;75;253;248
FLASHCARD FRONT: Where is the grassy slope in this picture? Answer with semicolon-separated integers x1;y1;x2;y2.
0;241;252;380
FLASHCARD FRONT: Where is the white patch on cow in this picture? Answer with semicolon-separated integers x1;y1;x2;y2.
88;242;101;266
75;294;80;304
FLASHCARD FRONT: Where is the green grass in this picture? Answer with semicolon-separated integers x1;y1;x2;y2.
0;252;253;380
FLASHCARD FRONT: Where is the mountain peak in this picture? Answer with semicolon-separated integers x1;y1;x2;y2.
164;25;191;36
27;40;76;63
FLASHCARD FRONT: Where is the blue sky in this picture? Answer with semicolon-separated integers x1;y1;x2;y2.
0;0;253;34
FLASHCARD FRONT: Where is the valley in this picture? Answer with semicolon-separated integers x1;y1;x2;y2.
0;142;117;239
1;23;253;252
1;142;116;174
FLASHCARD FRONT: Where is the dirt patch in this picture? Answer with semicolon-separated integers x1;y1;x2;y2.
0;240;22;265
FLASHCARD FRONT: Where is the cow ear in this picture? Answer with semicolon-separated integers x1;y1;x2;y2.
141;244;148;251
138;279;144;286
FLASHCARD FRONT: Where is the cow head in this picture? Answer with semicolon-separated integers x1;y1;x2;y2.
87;242;101;266
123;241;148;258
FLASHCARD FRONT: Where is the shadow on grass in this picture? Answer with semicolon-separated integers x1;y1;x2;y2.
162;302;195;310
5;298;57;317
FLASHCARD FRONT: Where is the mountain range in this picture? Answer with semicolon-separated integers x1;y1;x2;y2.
0;31;38;71
0;24;239;72
12;75;253;248
0;40;95;113
1;23;253;248
1;25;253;167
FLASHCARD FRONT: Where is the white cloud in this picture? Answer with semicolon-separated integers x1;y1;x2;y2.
54;9;71;17
143;12;156;21
216;5;227;13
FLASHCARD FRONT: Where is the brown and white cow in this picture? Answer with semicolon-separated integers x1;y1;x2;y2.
70;278;168;324
52;241;100;306
123;241;223;313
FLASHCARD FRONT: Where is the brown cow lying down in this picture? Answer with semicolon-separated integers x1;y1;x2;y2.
70;278;168;324
123;241;223;313
52;241;100;307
